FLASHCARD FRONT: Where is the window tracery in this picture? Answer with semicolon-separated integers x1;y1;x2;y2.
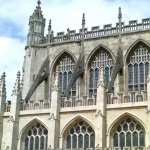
65;120;95;149
55;53;76;97
127;44;150;91
112;117;145;148
88;48;113;97
23;122;48;150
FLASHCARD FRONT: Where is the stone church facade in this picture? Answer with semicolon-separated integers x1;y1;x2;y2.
0;1;150;150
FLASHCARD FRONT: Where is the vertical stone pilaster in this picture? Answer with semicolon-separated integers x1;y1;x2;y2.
48;73;60;149
7;72;21;150
95;67;106;148
146;73;150;147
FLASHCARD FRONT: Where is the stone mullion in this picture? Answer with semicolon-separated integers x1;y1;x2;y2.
138;63;141;91
39;136;40;150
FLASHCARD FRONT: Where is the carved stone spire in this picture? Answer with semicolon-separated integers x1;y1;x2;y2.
48;19;52;33
82;13;85;30
12;71;21;96
47;19;54;42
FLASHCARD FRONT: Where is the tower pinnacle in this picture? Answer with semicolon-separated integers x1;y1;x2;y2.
82;13;85;29
37;0;41;8
118;7;122;21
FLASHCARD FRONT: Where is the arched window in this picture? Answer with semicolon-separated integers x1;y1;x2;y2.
64;120;95;149
55;53;76;97
23;122;48;150
112;117;145;148
127;43;150;91
88;48;113;97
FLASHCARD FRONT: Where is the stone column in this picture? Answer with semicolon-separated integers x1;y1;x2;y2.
48;73;60;149
95;67;107;148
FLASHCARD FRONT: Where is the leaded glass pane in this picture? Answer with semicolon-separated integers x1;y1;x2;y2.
89;69;94;88
113;133;118;147
105;66;110;82
78;134;83;148
140;131;145;146
25;137;29;150
120;132;125;147
72;134;77;148
128;64;133;85
126;132;131;147
35;136;39;150
84;134;89;148
90;134;95;148
40;136;44;149
30;136;34;150
63;72;67;92
133;132;138;146
67;135;71;149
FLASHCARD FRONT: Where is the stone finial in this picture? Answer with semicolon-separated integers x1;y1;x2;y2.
118;7;122;21
48;19;52;32
37;0;41;8
82;13;86;29
12;71;21;96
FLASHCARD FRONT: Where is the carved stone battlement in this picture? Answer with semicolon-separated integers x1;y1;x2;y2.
43;18;150;45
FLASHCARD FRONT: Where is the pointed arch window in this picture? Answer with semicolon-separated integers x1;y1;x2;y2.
64;120;95;149
127;43;150;91
23;122;48;150
88;48;113;97
112;117;145;148
55;53;76;97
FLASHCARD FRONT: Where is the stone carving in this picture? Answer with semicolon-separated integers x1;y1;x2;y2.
48;113;56;120
95;109;104;118
7;115;15;123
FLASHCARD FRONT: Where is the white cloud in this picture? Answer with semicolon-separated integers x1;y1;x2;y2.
0;36;24;99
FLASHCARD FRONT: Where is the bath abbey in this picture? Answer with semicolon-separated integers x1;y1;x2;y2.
0;0;150;150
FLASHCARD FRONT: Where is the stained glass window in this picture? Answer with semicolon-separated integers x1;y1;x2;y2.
55;53;76;97
88;48;113;97
128;44;150;91
23;123;48;150
65;120;95;149
112;117;145;148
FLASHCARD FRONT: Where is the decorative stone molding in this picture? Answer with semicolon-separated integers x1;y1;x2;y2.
95;109;105;118
48;113;56;120
7;115;15;123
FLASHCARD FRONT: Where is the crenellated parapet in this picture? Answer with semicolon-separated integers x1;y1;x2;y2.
41;18;150;45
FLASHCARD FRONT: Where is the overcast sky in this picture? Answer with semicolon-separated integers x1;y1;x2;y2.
0;0;150;100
